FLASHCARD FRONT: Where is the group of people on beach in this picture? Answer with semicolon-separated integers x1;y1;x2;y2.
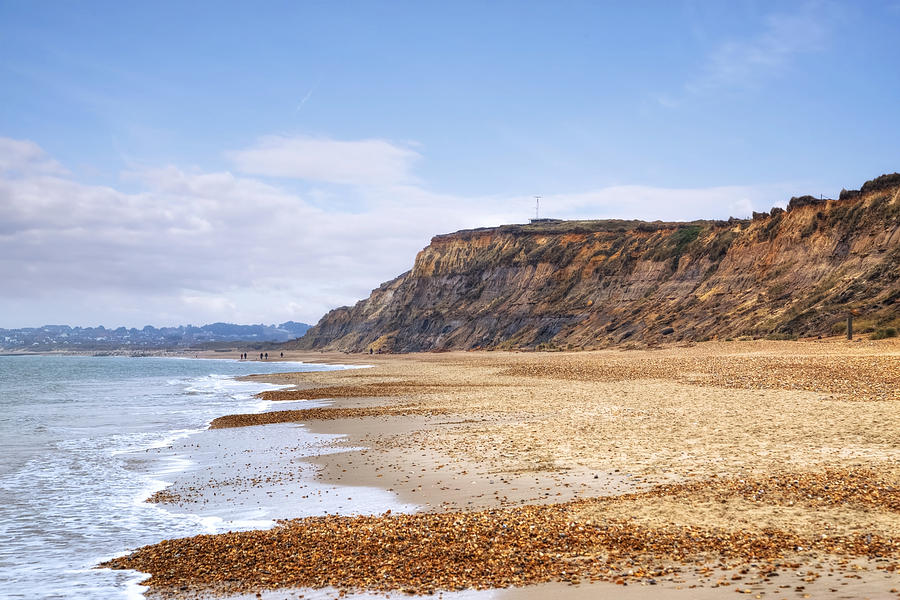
238;351;283;360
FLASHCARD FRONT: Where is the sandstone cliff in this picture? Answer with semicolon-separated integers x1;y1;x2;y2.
297;175;900;352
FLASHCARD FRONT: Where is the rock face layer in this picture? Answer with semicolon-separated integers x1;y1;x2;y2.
298;176;900;352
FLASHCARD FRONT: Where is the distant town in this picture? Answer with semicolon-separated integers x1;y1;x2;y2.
0;321;311;351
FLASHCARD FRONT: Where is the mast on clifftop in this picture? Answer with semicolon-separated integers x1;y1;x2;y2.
534;195;541;220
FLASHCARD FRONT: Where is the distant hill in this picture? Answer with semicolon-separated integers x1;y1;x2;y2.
296;173;900;352
0;321;311;351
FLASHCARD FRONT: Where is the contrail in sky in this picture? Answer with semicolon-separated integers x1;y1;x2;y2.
296;79;320;111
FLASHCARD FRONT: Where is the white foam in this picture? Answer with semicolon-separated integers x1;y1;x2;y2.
111;428;204;456
134;453;194;506
196;515;277;533
124;572;151;600
251;397;331;413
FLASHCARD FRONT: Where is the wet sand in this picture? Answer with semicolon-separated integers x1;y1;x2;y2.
105;339;900;599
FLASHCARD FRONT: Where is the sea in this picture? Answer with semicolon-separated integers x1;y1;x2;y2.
0;354;402;599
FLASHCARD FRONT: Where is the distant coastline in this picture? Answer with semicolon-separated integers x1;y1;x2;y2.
0;320;310;353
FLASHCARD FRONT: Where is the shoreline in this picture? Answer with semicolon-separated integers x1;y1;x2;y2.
2;331;898;361
106;340;900;599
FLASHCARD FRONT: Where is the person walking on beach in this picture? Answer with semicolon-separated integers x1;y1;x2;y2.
259;352;263;360
280;352;283;358
265;352;269;360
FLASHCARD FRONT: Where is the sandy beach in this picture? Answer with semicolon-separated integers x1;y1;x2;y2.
104;339;900;599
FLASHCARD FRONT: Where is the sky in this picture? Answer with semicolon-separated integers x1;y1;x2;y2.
1;0;899;328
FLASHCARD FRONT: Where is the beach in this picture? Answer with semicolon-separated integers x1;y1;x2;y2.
104;339;900;599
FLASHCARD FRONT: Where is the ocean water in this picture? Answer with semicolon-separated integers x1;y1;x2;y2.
0;355;378;599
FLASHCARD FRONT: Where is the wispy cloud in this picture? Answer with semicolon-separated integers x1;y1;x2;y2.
227;135;421;186
662;2;833;105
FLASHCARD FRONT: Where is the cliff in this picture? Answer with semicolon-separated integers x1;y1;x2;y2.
297;175;900;352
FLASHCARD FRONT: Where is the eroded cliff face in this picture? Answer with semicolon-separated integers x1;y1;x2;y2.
298;176;900;352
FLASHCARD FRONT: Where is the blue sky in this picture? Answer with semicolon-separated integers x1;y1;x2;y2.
1;1;898;328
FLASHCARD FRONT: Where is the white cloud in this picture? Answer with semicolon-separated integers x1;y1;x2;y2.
0;137;66;176
181;294;237;317
540;184;791;222
0;137;791;328
227;135;421;186
0;139;459;326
